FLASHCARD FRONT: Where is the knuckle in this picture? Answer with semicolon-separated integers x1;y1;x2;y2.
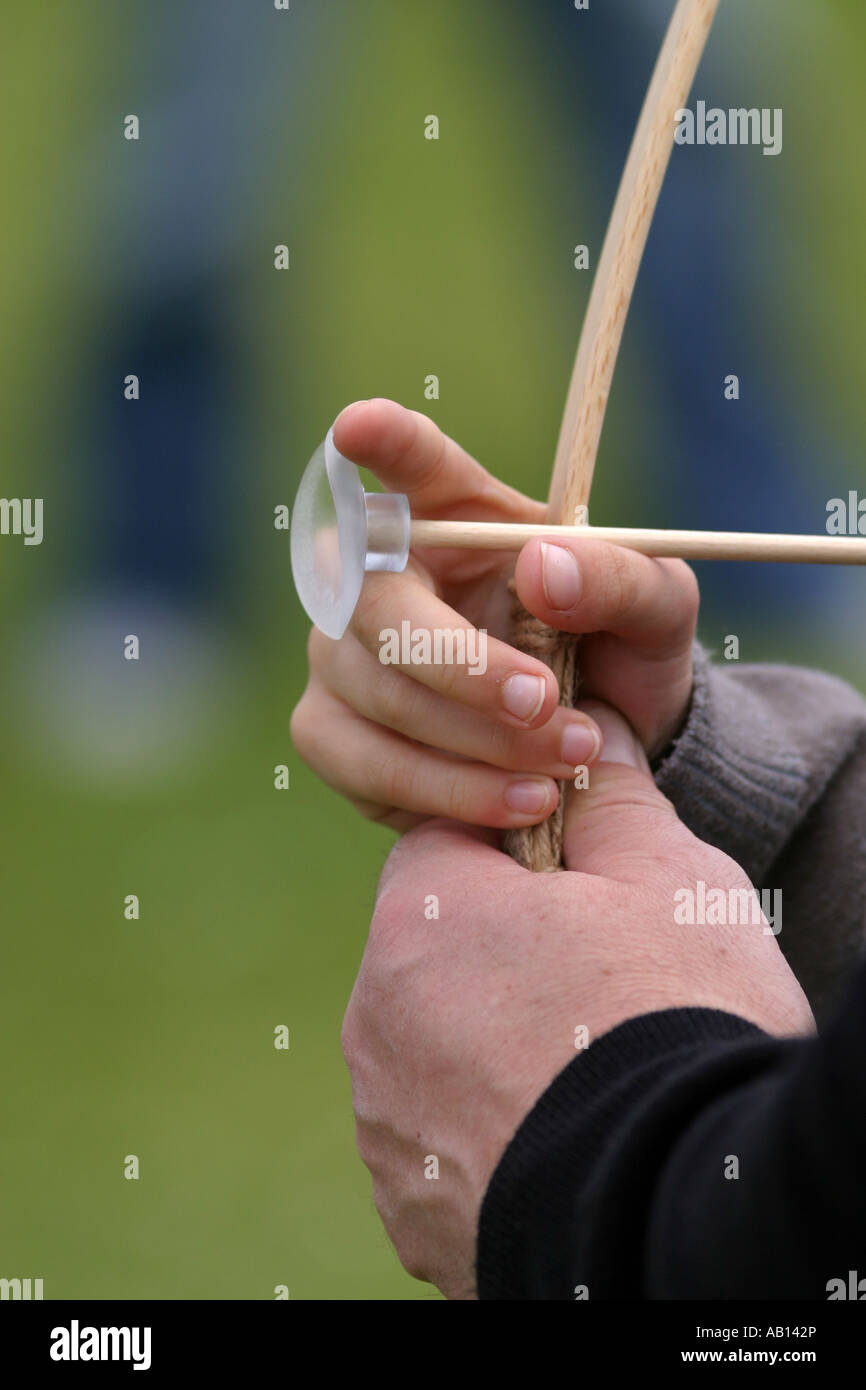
652;558;700;636
439;762;474;819
369;885;405;943
601;543;639;621
351;580;392;650
350;797;400;826
356;1124;379;1175
399;1243;431;1283
289;687;344;776
340;1005;359;1069
289;695;315;757
648;560;699;646
408;409;449;488
435;654;464;701
375;829;425;902
673;562;701;630
306;624;327;667
374;668;424;732
483;719;521;768
704;847;754;891
376;751;416;809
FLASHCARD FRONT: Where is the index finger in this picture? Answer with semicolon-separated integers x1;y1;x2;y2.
332;398;546;522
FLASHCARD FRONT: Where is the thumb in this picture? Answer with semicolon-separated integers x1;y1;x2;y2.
376;817;513;905
562;701;687;880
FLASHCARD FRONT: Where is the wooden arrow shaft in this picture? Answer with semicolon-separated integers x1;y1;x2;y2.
409;520;866;564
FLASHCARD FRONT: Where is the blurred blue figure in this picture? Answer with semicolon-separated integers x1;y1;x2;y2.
26;0;318;784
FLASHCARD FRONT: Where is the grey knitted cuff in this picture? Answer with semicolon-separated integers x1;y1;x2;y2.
652;643;811;885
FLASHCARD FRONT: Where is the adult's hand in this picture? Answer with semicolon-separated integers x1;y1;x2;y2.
341;704;814;1299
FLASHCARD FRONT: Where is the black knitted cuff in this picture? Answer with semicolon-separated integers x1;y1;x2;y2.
476;1007;771;1300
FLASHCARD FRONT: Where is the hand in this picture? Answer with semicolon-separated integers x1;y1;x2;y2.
341;704;814;1299
291;399;699;831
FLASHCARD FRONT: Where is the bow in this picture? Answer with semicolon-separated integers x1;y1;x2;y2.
505;0;721;871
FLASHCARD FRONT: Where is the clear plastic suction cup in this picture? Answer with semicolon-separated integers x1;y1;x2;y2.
290;428;410;639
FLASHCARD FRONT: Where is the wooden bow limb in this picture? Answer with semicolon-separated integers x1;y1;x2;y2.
504;0;721;872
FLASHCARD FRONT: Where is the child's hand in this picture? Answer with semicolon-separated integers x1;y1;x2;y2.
291;400;698;831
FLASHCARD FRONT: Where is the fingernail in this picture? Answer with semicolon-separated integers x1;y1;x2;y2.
561;721;601;768
505;779;551;815
541;543;581;611
502;673;546;723
591;707;648;770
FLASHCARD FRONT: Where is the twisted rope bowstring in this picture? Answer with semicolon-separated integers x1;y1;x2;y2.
502;582;577;872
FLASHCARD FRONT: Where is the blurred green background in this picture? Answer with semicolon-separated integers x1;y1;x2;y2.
0;0;864;1299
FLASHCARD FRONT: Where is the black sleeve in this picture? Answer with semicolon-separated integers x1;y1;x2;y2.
476;963;866;1300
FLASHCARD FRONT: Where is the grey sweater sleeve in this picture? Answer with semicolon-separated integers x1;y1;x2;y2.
654;644;866;1021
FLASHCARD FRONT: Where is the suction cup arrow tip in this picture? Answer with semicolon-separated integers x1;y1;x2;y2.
290;429;410;639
